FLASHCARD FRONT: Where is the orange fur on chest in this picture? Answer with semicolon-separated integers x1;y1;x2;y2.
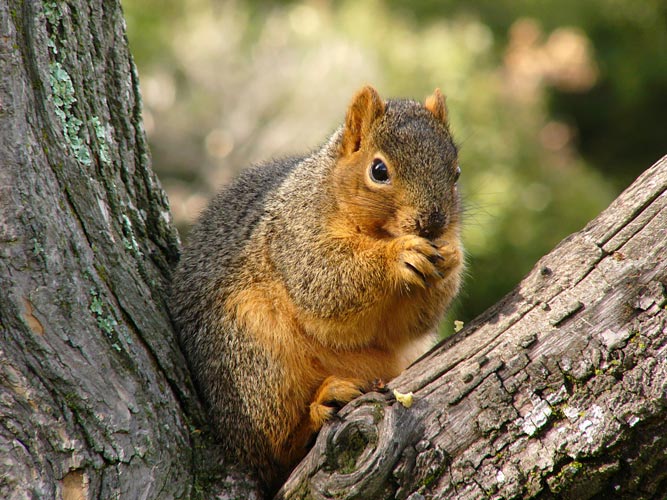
224;218;460;374
223;279;418;381
222;241;452;468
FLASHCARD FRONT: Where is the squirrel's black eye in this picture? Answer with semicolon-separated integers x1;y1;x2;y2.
454;165;461;182
369;158;390;184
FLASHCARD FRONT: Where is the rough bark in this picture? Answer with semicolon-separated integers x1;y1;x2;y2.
0;1;227;498
1;1;267;497
279;155;667;500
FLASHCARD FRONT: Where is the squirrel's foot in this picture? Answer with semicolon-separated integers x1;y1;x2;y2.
391;235;444;288
309;376;365;431
370;378;389;393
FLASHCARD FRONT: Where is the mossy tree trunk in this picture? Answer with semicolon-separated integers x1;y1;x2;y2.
2;2;666;500
279;155;667;500
0;1;260;499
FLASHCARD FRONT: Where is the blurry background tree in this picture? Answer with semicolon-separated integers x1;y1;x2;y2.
121;0;666;333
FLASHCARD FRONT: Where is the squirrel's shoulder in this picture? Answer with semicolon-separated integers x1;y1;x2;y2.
173;155;305;295
211;155;304;225
187;155;304;245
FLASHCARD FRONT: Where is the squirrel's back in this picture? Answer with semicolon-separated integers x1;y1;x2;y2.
173;155;302;300
171;154;306;485
170;86;464;495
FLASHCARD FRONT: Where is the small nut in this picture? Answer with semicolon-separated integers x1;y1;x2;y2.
393;389;414;408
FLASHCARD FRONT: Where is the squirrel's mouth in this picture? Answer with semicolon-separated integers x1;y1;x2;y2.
368;223;396;240
375;221;448;245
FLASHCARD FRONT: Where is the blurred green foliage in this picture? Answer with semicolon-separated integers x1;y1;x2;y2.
122;0;665;334
385;0;667;189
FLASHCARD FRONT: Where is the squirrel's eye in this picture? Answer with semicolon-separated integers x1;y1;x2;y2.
454;165;461;182
369;159;390;184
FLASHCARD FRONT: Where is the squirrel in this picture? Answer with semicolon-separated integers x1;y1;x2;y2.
170;85;464;494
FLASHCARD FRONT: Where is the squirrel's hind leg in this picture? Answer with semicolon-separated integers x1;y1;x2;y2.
279;376;365;473
309;375;366;430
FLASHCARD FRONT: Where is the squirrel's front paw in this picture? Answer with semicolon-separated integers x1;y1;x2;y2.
434;241;463;277
391;235;444;288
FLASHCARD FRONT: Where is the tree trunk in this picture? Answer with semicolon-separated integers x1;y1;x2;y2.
279;154;667;499
0;2;259;499
2;2;666;500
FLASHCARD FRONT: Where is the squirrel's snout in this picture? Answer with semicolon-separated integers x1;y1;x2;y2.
416;210;447;239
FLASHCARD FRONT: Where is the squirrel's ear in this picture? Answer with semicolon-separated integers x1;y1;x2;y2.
425;88;448;125
341;85;385;156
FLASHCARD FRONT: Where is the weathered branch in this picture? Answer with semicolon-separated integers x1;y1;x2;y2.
280;155;667;499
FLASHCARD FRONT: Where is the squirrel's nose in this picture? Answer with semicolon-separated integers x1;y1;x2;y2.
416;210;447;239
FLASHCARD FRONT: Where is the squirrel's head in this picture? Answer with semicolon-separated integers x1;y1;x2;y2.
333;85;461;242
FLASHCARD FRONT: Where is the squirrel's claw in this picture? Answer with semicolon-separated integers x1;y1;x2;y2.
404;262;430;288
434;242;463;276
393;234;446;288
